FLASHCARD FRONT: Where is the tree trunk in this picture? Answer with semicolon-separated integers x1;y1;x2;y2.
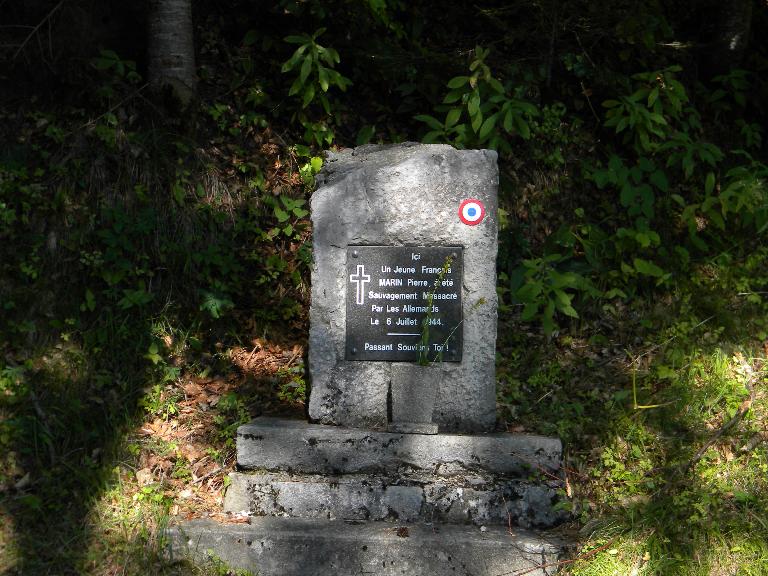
702;0;753;77
147;0;196;104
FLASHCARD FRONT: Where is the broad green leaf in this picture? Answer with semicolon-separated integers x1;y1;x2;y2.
635;232;651;248
318;92;331;115
553;289;572;308
604;288;627;299
422;130;442;143
705;171;715;195
592;170;611;189
633;258;664;277
709;211;725;230
467;93;480;118
639;131;651;152
637;183;654;203
356;124;375;145
284;35;308;44
629;88;646;103
447;76;469;89
647;87;659;108
516;282;542;301
318;67;329;91
282;46;307;72
299;57;312;85
92;50;119;70
414;114;444;131
443;90;464;104
445;108;462;128
310;156;323;172
550;271;580;289
638;157;654;172
620;183;635;207
294;144;311;157
302;84;315;108
487;77;504;94
325;47;340;64
84;289;96;312
542;301;556;334
288;75;303;96
650;169;669;192
670;193;685;206
471;110;483;133
608;155;623;173
478;114;497;141
274;208;290;222
503;109;513;132
560;304;579;318
517;101;538;116
521;302;539;321
514;114;530;139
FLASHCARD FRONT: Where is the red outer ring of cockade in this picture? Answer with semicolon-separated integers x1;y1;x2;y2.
458;198;486;226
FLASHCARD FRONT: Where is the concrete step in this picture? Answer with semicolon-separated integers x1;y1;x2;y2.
167;517;564;576
223;471;567;529
237;417;562;478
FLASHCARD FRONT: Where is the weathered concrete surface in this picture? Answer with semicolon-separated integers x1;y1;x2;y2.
309;143;499;432
237;418;562;477
389;364;440;433
168;517;563;576
224;472;423;523
224;471;568;529
388;422;439;434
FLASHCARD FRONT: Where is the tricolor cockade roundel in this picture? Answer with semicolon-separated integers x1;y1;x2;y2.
458;198;486;226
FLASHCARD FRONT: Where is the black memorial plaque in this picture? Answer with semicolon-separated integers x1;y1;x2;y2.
345;246;463;362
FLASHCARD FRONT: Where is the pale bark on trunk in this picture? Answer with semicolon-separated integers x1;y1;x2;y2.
704;0;753;76
147;0;196;104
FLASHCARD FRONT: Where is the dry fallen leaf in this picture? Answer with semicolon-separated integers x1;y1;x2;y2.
136;468;153;486
182;382;202;396
178;488;193;499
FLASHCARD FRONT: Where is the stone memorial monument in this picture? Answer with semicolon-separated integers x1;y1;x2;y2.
170;144;567;575
308;143;498;434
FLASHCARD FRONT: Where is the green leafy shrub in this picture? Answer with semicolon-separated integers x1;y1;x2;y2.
602;66;687;152
416;46;538;152
281;28;352;146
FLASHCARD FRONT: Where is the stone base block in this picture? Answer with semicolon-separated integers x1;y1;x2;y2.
223;471;568;529
167;517;563;576
387;422;439;434
237;417;562;478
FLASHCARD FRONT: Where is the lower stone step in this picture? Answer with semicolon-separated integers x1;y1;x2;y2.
167;517;564;576
224;472;566;529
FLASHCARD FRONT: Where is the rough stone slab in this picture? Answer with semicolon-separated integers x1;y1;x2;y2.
388;422;439;435
167;517;563;576
224;472;568;529
389;364;439;428
309;143;499;432
237;418;562;477
224;472;423;523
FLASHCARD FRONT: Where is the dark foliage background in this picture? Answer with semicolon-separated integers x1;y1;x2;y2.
1;1;767;574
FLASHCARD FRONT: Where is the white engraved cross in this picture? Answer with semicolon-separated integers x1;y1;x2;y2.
349;264;370;305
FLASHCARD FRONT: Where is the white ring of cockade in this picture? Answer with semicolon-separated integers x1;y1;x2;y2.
458;198;486;226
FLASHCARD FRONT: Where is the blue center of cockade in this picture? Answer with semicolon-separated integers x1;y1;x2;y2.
467;207;477;217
